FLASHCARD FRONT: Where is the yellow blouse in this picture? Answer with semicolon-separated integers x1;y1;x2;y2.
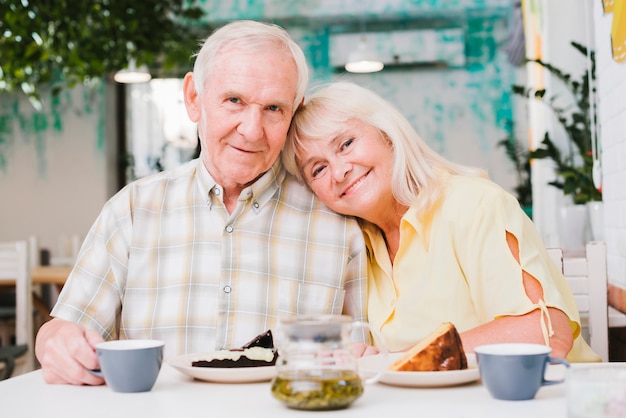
362;173;600;362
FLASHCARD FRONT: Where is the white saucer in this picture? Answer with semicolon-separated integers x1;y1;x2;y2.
358;353;480;388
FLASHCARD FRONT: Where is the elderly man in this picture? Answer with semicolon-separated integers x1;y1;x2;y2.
35;20;367;385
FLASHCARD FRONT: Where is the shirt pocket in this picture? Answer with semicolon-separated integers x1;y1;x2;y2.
275;280;346;317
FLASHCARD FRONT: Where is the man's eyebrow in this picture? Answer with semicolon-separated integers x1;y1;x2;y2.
221;90;292;110
221;89;239;98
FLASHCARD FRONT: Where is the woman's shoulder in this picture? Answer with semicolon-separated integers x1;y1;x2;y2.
438;174;519;213
444;175;509;198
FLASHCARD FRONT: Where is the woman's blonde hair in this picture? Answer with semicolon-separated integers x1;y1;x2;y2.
283;82;486;212
192;20;309;112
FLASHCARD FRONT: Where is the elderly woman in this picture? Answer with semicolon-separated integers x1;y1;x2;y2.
282;81;599;362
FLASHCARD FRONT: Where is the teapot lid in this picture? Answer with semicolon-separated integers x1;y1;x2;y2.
278;315;352;342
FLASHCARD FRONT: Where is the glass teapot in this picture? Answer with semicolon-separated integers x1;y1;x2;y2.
270;314;384;411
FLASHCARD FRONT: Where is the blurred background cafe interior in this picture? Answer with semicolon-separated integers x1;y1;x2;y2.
1;0;626;378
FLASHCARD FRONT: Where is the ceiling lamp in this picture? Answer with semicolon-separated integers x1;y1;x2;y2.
345;35;384;73
114;59;152;83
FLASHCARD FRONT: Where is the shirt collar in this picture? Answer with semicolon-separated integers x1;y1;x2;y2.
195;159;217;208
360;182;446;256
244;160;286;212
195;158;286;212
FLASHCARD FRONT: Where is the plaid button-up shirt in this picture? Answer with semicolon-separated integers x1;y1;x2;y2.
52;159;367;357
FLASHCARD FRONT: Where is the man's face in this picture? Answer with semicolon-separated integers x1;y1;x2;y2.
183;47;298;192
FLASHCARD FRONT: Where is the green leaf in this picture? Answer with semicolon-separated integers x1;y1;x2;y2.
514;42;601;204
0;0;213;103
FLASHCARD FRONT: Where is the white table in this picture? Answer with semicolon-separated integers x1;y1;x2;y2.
0;363;571;417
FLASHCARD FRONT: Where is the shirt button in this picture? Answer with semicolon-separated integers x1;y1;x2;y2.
223;285;232;294
225;225;234;233
214;188;221;196
253;202;259;209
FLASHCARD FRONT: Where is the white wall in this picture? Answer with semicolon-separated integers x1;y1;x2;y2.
593;1;626;291
0;83;118;257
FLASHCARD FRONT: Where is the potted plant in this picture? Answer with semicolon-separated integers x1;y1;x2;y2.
513;41;603;248
512;41;602;205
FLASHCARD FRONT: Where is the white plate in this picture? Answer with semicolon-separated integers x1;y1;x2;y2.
358;353;480;388
168;353;276;383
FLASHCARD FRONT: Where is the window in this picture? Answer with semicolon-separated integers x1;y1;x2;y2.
125;79;198;181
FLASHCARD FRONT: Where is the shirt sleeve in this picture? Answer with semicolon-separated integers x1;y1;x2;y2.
452;182;603;362
51;190;131;339
453;184;580;328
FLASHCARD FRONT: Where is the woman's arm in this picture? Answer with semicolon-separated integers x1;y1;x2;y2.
460;306;573;358
460;232;573;358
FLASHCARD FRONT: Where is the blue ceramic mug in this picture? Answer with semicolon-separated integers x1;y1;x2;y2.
475;343;570;401
91;339;165;393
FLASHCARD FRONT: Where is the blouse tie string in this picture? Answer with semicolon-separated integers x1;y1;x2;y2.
537;299;555;346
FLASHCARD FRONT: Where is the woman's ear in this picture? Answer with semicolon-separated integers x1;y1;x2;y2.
183;72;201;123
381;131;393;148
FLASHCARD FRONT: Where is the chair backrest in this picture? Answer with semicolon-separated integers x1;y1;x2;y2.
27;234;80;269
0;241;34;373
547;241;608;362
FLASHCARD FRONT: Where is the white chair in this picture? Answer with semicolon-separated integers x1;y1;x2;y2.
0;240;34;376
547;241;622;362
51;233;81;266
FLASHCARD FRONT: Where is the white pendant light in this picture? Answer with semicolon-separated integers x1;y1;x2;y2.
345;35;384;73
114;59;152;83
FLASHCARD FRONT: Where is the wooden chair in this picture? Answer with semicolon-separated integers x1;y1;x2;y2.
0;240;34;377
547;241;614;361
27;234;74;323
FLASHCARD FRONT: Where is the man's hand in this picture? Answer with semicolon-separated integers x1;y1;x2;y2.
35;318;106;385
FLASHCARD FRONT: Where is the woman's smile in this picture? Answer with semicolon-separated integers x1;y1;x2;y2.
341;171;369;197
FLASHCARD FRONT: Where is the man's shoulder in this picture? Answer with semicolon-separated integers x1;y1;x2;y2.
132;159;199;186
277;176;365;252
279;175;344;215
118;160;198;192
107;160;201;206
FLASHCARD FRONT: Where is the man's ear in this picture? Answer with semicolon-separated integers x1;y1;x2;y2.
183;72;201;122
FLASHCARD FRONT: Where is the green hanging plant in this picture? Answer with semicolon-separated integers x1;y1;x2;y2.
0;0;211;109
513;41;602;205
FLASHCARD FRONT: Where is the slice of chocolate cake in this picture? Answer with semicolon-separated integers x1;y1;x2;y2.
192;330;278;368
242;329;274;349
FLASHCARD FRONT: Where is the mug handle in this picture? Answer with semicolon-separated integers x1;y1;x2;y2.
353;321;389;384
541;356;570;386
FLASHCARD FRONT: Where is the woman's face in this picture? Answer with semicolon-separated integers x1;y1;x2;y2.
298;118;395;220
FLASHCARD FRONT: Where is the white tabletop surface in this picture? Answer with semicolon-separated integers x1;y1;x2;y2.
1;362;572;417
